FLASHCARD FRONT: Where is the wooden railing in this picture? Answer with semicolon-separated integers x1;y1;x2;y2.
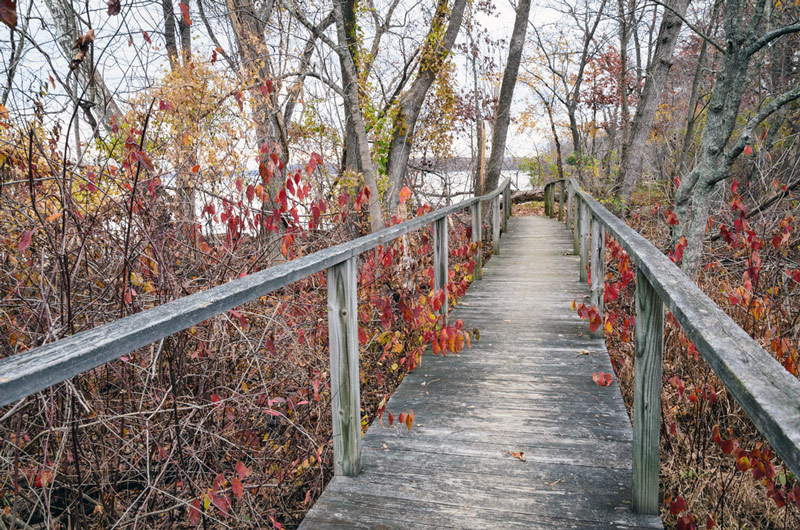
544;178;800;515
0;178;511;478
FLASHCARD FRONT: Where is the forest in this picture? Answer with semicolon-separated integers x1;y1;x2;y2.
0;0;799;528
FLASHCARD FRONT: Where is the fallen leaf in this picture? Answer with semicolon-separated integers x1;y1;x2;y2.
592;372;613;386
507;450;526;462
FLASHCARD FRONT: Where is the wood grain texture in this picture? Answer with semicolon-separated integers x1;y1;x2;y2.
434;216;449;322
492;196;501;255
573;193;581;256
327;257;361;477
632;269;663;514
567;186;574;227
579;200;590;282
591;219;606;339
558;180;565;221
300;217;662;529
471;202;482;281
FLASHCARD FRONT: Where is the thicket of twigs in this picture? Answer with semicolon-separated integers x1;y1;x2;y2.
0;113;484;528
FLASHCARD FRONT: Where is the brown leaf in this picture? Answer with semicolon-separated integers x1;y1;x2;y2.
70;29;95;70
106;0;120;15
0;0;16;29
507;450;526;462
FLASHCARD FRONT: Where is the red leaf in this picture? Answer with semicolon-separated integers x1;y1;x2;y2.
592;372;613;386
388;413;394;427
192;164;200;173
235;460;249;480
231;477;244;500
744;144;753;156
399;186;412;204
142;30;151;44
131;150;154;171
246;184;255;202
178;2;192;25
18;230;33;252
210;493;230;517
669;495;687;515
188;498;202;525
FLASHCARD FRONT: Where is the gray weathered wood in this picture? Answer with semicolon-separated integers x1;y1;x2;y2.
327;257;362;477
0;178;509;409
567;185;574;228
590;219;606;339
300;217;661;529
471;202;483;281
579;200;590;282
492;196;501;255
632;269;663;515
558;180;565;221
505;183;512;218
434;216;449;322
573;194;581;256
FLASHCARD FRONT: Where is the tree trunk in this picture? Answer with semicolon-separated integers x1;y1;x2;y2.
484;0;532;193
619;0;690;203
384;0;467;212
333;0;385;232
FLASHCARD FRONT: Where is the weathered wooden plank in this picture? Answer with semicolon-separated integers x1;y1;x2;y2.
580;199;590;282
301;217;661;529
327;257;361;476
632;268;663;514
492;195;501;254
433;216;449;322
471;202;483;280
502;183;510;232
567;184;574;227
573;193;581;255
558;180;565;221
591;218;606;338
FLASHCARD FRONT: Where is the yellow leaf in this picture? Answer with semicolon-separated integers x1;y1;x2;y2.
182;131;191;147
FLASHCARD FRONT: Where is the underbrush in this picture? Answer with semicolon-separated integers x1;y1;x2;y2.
594;185;800;529
0;128;486;528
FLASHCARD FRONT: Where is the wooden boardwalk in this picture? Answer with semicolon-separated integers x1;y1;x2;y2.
300;216;663;529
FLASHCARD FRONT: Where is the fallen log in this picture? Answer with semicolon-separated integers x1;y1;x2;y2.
511;187;544;203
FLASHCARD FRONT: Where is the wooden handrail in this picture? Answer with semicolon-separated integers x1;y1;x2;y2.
0;178;511;478
544;178;800;515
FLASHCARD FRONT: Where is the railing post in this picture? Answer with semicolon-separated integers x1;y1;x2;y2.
558;181;565;222
327;257;361;477
434;216;449;322
567;184;574;228
590;220;606;338
471;202;482;281
543;184;550;217
492;196;501;254
505;183;512;219
573;195;581;256
502;184;510;233
633;268;664;515
579;201;590;282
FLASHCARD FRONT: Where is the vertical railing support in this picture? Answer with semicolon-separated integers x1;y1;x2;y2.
567;185;574;228
573;195;581;256
590;220;606;338
502;184;510;233
632;269;664;515
548;185;555;218
434;216;449;322
505;183;512;219
579;202;590;282
327;257;361;477
492;196;501;254
544;185;550;217
471;202;482;281
558;181;565;222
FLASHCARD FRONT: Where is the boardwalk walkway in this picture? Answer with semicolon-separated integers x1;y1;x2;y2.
300;216;663;529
